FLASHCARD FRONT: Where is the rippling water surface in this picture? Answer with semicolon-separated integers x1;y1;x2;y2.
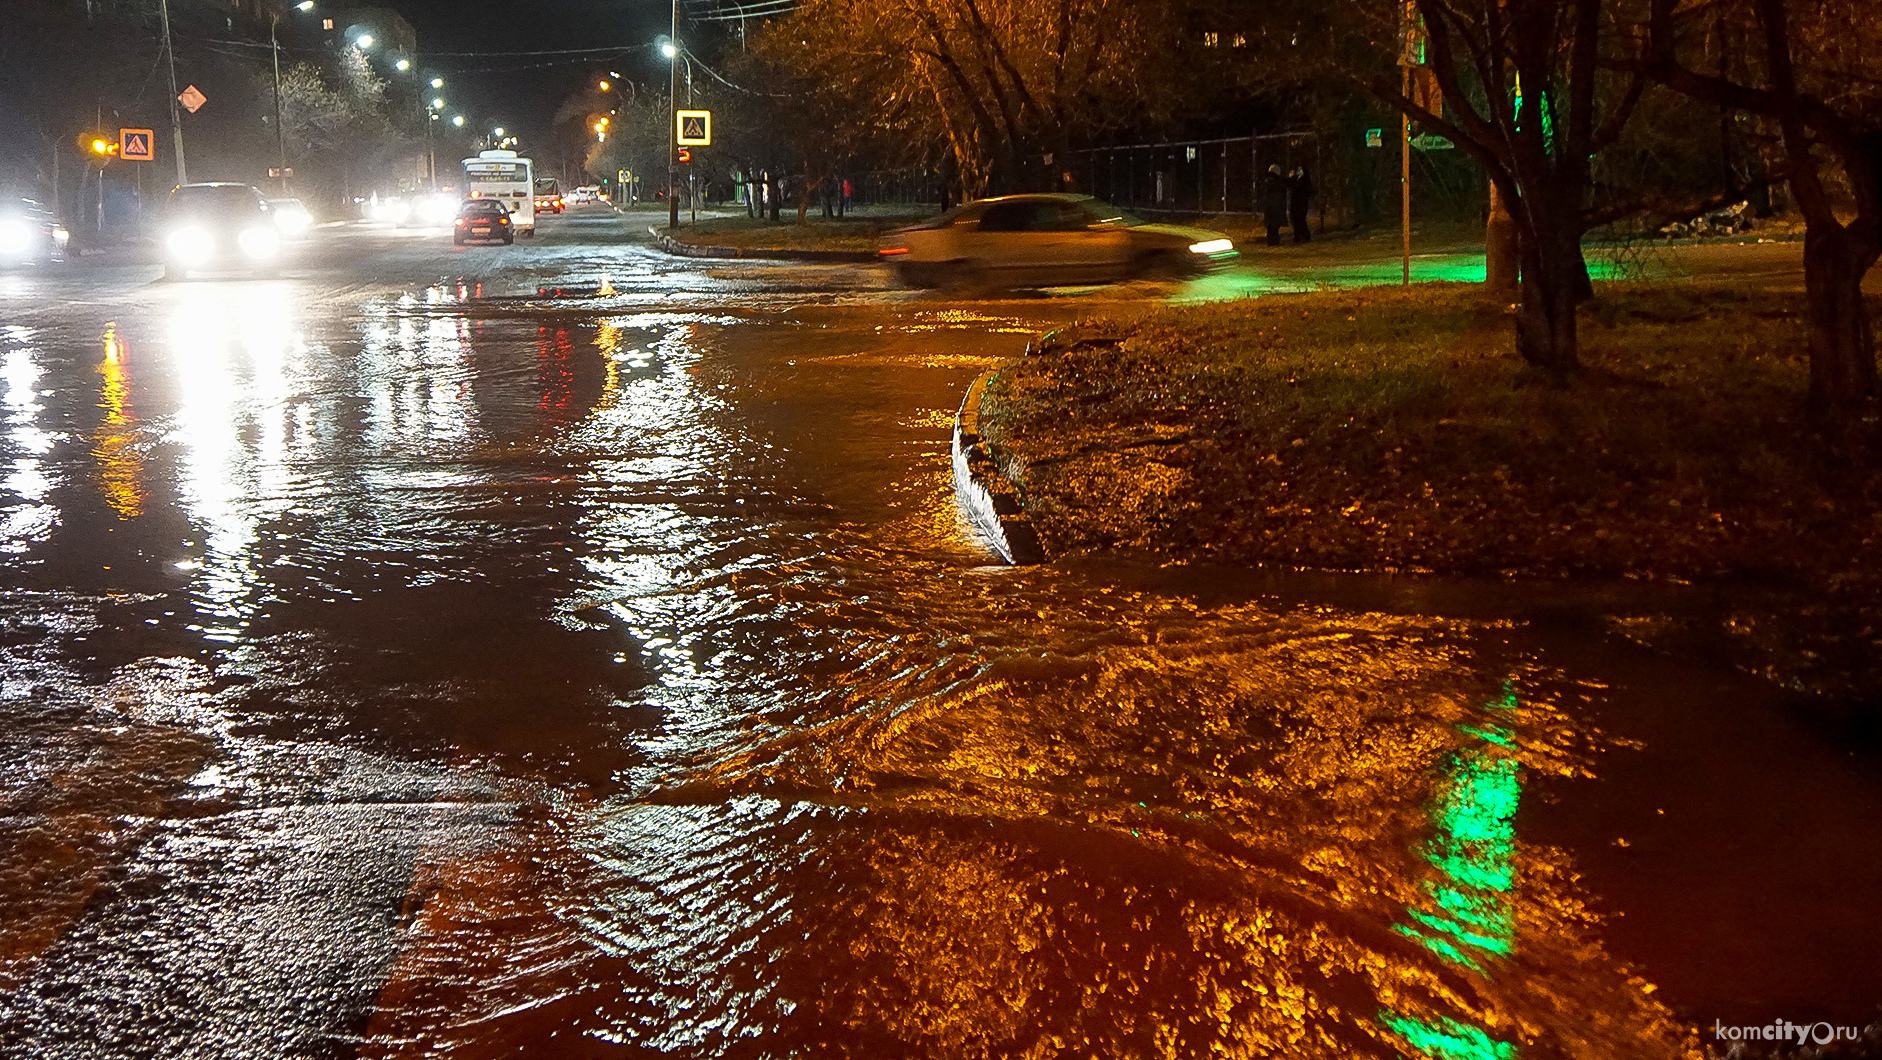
1;240;1877;1059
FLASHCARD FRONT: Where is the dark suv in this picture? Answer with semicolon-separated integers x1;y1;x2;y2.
453;198;514;246
161;183;282;280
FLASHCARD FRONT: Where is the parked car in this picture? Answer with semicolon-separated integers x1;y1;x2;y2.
453;198;514;246
161;183;282;280
879;193;1238;290
0;198;70;266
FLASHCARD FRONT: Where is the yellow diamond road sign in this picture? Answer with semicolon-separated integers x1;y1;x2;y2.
179;84;207;113
676;110;711;147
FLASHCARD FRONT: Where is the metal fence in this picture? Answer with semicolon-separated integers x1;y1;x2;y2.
1068;132;1319;216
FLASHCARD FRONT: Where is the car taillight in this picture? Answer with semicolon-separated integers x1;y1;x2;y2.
880;246;909;256
499;217;510;225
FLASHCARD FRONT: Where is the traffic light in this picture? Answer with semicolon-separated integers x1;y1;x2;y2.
77;132;119;167
676;148;692;164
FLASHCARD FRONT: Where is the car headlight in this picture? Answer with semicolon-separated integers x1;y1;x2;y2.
273;211;312;237
371;199;412;224
0;220;33;257
52;226;70;246
1189;239;1234;255
423;195;458;225
237;226;281;260
166;226;214;265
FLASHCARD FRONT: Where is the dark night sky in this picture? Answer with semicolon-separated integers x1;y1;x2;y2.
389;0;676;141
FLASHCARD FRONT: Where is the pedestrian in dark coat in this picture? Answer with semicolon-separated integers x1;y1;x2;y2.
1288;167;1315;244
1260;164;1288;246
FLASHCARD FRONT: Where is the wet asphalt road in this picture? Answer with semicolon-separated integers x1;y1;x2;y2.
0;208;1879;1058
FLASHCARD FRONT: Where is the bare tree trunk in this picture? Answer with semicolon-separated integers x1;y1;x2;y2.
1485;180;1519;302
1515;223;1585;373
1802;224;1880;407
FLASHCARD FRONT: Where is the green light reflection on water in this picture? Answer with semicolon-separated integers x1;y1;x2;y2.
1378;687;1524;1058
1379;1013;1519;1060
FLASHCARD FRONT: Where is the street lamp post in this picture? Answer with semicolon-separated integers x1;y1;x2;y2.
667;0;680;231
270;3;314;195
428;80;445;189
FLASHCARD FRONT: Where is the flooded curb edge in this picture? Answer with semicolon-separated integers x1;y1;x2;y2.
953;369;1043;565
645;226;878;264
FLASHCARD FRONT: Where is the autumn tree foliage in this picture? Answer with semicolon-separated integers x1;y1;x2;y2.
753;0;1194;198
1647;0;1882;409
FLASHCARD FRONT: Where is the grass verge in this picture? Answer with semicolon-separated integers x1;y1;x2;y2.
980;283;1882;695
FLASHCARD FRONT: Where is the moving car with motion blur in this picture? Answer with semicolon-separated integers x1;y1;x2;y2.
453;198;514;246
161;183;283;281
0;198;70;266
879;193;1238;291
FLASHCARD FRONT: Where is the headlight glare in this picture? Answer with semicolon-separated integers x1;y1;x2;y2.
166;226;214;265
238;226;281;260
0;220;33;257
1189;239;1234;255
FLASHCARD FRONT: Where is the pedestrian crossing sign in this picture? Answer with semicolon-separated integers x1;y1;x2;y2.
119;129;155;162
676;110;711;147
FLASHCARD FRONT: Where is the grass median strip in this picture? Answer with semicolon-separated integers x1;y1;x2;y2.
981;283;1882;588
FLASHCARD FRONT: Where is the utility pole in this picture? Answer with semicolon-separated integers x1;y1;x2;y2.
161;0;188;185
1401;65;1411;286
667;0;680;231
272;14;289;194
1399;0;1415;287
687;59;696;227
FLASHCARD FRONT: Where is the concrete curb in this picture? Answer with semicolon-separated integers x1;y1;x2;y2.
645;226;878;264
952;370;1044;565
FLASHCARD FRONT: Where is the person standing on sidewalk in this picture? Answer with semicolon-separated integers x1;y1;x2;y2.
1287;167;1315;244
1261;164;1288;246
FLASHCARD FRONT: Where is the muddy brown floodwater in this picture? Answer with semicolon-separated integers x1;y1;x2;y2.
0;223;1878;1059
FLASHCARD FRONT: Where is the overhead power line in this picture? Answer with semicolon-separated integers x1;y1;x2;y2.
687;1;797;22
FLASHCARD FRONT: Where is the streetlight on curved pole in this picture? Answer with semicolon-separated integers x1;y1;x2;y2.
271;0;317;195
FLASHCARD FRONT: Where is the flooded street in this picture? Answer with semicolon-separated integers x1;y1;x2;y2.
1;210;1877;1058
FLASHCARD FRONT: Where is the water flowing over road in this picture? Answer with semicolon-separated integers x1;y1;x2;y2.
1;210;1877;1058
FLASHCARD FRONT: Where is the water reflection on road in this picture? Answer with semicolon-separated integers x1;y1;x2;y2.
0;238;1874;1059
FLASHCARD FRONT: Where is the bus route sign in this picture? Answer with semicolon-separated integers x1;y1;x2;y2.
676;110;712;147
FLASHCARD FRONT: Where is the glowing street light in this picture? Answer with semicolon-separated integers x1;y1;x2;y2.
353;33;373;48
598;80;611;91
431;77;444;89
493;127;505;138
660;41;678;59
452;115;464;127
395;58;410;71
431;97;445;109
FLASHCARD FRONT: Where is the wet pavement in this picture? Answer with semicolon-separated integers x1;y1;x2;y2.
0;207;1878;1058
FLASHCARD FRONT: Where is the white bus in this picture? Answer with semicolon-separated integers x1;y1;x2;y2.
461;149;536;236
